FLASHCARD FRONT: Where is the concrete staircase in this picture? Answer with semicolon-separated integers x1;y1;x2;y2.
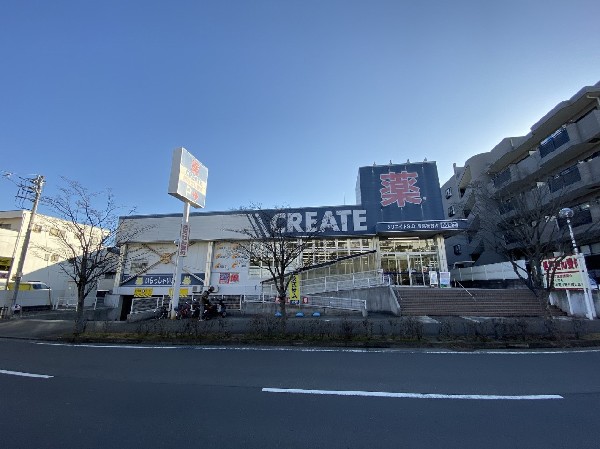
394;287;566;317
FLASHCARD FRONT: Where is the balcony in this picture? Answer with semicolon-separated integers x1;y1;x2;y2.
539;126;571;158
576;108;600;142
540;123;583;167
545;155;600;204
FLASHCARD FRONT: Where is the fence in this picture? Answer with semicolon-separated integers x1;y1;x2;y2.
129;295;243;315
53;297;78;310
243;294;367;314
451;260;526;282
130;296;169;315
262;270;390;296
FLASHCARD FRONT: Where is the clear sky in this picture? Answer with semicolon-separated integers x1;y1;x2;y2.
1;0;599;217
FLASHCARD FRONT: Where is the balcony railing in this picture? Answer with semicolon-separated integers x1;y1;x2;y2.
548;165;581;192
539;126;570;158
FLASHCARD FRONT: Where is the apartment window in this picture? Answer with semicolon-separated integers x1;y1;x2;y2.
453;244;462;255
32;224;42;233
0;224;11;230
49;228;66;238
448;205;456;217
445;187;453;199
50;254;60;262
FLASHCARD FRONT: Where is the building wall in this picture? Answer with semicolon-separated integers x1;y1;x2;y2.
441;81;600;276
0;210;110;302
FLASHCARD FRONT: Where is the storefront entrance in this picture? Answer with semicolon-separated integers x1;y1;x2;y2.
380;238;439;286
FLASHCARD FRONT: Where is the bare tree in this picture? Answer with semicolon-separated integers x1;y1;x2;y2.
37;178;141;334
232;205;321;318
469;180;597;311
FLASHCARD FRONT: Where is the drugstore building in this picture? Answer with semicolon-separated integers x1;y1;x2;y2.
112;162;466;308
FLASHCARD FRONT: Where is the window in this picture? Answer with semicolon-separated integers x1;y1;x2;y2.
32;224;42;233
51;254;60;262
0;223;11;230
453;244;462;255
49;228;66;238
445;187;452;199
448;205;456;217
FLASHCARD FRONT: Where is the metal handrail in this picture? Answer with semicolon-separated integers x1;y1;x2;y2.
453;279;474;298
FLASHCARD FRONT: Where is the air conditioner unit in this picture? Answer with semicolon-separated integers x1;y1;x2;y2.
204;285;218;293
192;286;201;293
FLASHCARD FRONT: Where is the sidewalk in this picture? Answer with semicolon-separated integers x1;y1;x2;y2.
2;309;600;346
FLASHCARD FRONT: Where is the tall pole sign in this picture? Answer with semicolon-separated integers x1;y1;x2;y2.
168;147;208;318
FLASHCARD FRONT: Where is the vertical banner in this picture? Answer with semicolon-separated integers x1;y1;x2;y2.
179;224;190;257
288;274;301;305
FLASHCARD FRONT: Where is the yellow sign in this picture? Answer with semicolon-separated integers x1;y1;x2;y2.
134;288;153;298
287;275;300;304
168;288;189;298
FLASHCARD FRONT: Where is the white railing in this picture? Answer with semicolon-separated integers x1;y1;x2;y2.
54;297;78;310
130;297;168;315
451;261;526;282
262;270;390;296
243;294;366;313
305;296;367;312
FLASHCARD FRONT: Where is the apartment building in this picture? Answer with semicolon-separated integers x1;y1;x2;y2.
0;210;111;303
442;82;600;280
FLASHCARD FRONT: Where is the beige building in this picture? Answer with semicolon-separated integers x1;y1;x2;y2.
0;210;111;306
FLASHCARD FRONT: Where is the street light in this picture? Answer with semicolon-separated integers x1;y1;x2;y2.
558;207;596;319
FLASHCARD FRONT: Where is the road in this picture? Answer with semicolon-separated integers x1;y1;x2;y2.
1;339;599;449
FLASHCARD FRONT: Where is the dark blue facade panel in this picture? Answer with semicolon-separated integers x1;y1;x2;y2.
248;162;446;238
358;162;445;222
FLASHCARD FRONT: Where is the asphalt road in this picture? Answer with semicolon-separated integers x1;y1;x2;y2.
1;339;600;449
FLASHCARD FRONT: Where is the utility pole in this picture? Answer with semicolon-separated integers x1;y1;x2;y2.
10;175;45;315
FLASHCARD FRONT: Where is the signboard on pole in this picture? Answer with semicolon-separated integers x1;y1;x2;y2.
168;147;208;208
542;255;585;289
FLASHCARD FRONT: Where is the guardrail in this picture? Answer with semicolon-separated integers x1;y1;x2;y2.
263;270;390;296
243;294;367;314
306;296;367;312
130;297;168;315
54;297;78;310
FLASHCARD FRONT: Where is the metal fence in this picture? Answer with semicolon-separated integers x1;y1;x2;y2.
243;294;366;313
305;296;367;312
130;296;168;315
262;270;389;296
53;297;78;310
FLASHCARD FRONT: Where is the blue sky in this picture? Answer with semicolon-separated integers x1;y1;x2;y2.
1;0;599;216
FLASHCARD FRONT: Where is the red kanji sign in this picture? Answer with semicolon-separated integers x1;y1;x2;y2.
380;171;422;207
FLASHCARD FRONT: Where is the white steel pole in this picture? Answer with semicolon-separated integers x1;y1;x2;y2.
170;202;190;319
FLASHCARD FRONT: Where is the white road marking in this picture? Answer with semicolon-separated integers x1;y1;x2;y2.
0;369;53;379
32;342;600;355
417;316;439;324
262;387;563;400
